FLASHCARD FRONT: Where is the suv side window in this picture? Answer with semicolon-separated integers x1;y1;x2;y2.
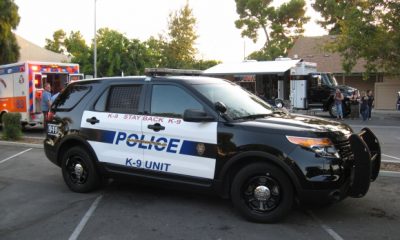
53;84;91;110
106;85;142;113
150;85;203;118
310;75;320;88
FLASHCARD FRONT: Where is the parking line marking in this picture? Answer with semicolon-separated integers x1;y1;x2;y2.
307;210;344;240
0;148;33;165
69;195;103;240
382;154;400;161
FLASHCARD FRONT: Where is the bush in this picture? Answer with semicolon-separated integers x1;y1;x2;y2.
2;113;22;140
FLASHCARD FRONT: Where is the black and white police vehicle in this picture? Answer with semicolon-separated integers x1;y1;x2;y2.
44;73;381;223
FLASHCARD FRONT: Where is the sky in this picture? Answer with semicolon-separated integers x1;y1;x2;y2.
14;0;327;63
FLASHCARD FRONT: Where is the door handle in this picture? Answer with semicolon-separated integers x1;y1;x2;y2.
86;117;100;125
147;123;165;132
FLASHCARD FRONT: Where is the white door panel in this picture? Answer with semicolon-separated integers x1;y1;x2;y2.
81;111;143;166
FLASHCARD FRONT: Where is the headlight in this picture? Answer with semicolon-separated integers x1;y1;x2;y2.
286;136;340;158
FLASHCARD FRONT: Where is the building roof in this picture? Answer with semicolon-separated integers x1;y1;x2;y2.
203;59;302;75
287;35;367;74
16;34;70;63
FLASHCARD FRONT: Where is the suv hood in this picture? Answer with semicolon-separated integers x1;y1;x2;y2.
237;113;353;137
337;85;357;97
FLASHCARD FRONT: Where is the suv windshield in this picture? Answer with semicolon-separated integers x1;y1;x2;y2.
192;82;273;120
322;73;338;87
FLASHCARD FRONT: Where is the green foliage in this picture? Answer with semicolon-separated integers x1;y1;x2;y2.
164;2;198;68
144;36;167;69
65;31;93;74
1;112;22;140
45;29;66;54
0;0;20;64
96;28;129;76
194;59;221;70
312;0;347;35
324;0;400;75
235;0;309;60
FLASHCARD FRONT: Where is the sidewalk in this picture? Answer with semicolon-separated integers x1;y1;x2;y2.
292;109;400;125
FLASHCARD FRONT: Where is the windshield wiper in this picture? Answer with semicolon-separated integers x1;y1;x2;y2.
233;114;272;120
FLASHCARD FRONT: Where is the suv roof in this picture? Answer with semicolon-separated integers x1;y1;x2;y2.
76;76;229;85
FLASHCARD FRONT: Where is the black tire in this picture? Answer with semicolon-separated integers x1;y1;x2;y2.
328;103;336;118
61;146;100;193
231;162;294;223
329;102;349;118
274;99;284;108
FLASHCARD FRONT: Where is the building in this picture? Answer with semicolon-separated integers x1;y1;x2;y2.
288;36;399;110
16;34;70;62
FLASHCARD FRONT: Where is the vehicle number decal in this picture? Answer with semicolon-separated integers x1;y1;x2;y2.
47;124;59;135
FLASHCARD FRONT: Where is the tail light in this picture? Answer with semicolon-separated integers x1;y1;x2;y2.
47;112;55;122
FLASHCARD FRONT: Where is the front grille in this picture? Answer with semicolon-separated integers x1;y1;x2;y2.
335;139;353;160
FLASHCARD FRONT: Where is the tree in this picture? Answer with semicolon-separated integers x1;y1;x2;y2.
235;0;309;60
0;0;20;64
45;29;66;54
95;28;131;77
144;36;167;69
193;59;220;70
64;31;92;74
164;2;198;68
312;0;348;35
326;0;400;75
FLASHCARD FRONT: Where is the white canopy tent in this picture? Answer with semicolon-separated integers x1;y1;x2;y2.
202;59;302;76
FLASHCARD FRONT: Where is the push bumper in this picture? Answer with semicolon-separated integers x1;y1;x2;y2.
348;127;381;198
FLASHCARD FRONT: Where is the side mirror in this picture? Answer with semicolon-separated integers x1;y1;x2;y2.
183;109;214;122
215;101;227;113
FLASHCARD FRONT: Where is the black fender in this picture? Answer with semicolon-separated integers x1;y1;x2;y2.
360;127;381;181
348;134;371;198
215;150;302;198
323;95;334;111
56;134;100;166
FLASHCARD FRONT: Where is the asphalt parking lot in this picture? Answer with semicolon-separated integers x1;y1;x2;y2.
0;145;399;240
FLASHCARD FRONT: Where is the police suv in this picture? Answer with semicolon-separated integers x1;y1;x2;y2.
44;74;381;223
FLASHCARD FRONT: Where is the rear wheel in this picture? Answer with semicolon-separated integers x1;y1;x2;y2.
231;162;293;223
61;146;100;193
274;99;284;108
329;103;337;118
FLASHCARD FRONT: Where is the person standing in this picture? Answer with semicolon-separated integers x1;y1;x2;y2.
367;90;374;120
334;88;344;120
349;90;360;119
360;91;369;121
41;83;52;129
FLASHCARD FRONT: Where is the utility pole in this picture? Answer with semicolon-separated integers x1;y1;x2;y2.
243;39;246;61
94;0;97;78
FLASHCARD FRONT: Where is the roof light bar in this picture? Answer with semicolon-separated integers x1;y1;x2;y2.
144;68;203;77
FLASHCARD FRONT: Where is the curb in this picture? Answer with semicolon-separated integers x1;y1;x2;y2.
380;171;400;178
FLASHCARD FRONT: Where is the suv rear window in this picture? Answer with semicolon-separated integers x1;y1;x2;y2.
52;84;91;110
106;85;142;113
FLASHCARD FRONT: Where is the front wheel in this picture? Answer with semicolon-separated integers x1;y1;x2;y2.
61;146;100;193
231;163;294;223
